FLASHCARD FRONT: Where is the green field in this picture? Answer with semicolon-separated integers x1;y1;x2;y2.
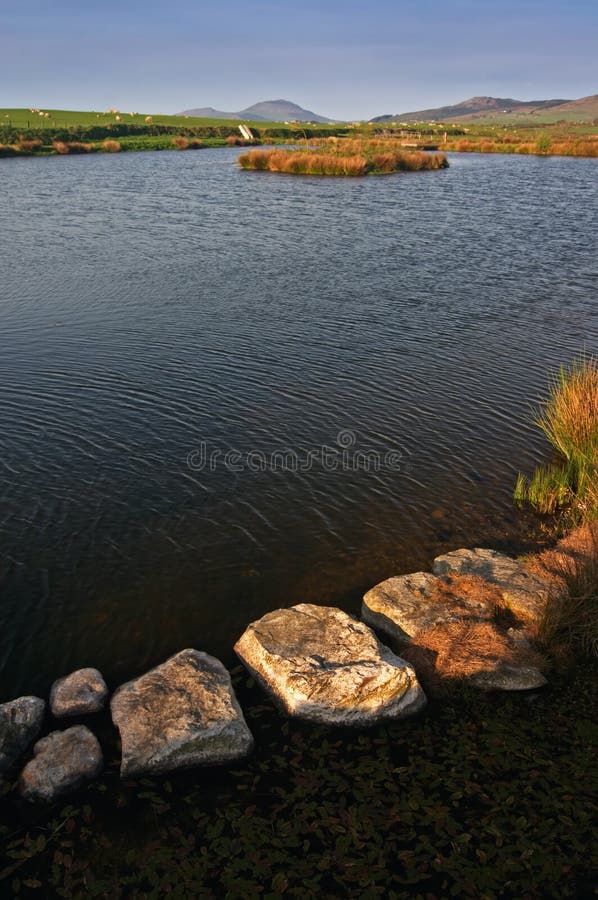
0;108;267;129
2;108;597;159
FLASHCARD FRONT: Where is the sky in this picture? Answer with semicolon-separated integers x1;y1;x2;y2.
1;0;597;119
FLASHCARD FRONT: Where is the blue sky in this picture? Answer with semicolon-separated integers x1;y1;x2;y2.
1;0;596;118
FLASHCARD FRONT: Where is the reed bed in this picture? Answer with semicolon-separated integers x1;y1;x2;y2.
52;140;93;154
171;136;206;150
446;135;598;158
239;142;448;176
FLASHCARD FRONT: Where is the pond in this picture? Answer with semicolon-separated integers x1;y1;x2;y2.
1;148;597;696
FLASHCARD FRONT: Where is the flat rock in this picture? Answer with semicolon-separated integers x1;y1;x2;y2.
362;571;494;642
110;650;254;777
432;548;548;621
19;725;103;802
234;604;426;725
0;697;46;779
50;668;108;717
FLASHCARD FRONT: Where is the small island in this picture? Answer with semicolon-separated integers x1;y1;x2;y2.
239;139;449;176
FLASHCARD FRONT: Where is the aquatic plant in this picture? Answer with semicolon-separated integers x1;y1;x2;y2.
515;356;598;522
238;143;448;176
0;662;594;897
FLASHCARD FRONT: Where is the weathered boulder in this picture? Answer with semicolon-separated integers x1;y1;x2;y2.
0;696;45;779
234;604;426;725
433;548;548;621
110;650;254;777
19;726;103;802
362;571;494;642
50;668;108;717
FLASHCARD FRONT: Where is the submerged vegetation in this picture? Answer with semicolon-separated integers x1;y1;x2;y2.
0;662;595;897
239;141;448;176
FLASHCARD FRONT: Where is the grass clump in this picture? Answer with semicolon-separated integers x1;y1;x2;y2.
527;523;598;658
515;356;598;521
52;140;93;154
101;139;121;153
239;140;448;176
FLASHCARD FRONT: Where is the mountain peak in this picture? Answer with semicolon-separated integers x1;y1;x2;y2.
178;99;336;123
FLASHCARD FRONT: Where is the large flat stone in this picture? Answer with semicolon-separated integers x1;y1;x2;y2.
0;697;45;779
234;604;426;725
432;548;548;621
362;571;494;642
19;725;103;803
111;650;254;777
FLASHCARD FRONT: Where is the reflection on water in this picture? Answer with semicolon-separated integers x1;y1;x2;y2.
0;149;597;695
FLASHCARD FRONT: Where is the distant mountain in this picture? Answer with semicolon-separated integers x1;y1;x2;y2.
545;94;598;119
179;99;335;123
370;95;573;123
179;106;243;120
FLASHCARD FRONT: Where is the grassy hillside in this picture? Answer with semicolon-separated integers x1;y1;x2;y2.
0;108;265;130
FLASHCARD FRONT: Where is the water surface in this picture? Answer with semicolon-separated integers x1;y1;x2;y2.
1;148;597;696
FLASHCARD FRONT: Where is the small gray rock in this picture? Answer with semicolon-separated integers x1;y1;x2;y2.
432;548;548;622
50;668;108;717
0;696;45;779
470;664;547;691
235;604;426;725
19;726;103;802
111;649;254;777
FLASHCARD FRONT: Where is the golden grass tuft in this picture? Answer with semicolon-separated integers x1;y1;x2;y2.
14;139;42;153
170;137;205;150
525;522;598;658
402;621;546;695
52;141;93;154
239;143;447;177
515;356;598;519
101;140;121;153
429;573;510;617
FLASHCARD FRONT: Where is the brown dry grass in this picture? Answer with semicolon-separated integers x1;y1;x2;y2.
446;135;598;158
53;141;93;154
172;136;189;150
525;522;598;658
402;621;546;695
239;144;447;176
430;573;506;613
14;139;42;153
101;140;121;153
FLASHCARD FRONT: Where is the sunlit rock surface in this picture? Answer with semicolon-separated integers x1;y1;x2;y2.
19;725;103;802
111;649;254;777
362;571;494;642
432;548;548;621
0;696;45;779
235;604;426;725
50;668;108;717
